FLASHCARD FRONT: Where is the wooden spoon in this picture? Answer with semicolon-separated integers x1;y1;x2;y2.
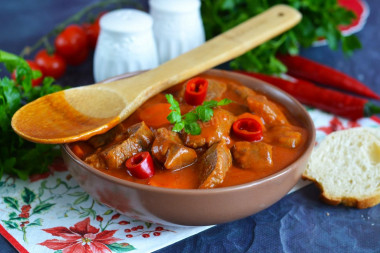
12;5;301;144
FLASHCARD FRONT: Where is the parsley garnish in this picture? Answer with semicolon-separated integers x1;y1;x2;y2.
165;94;232;135
201;0;361;74
0;50;67;180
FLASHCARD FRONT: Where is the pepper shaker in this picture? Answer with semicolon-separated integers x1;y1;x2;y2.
94;9;159;82
149;0;205;64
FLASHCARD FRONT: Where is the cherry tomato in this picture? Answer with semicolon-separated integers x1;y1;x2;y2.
95;11;107;26
82;23;100;49
35;49;66;79
67;46;89;66
82;12;107;50
11;60;44;87
55;24;88;65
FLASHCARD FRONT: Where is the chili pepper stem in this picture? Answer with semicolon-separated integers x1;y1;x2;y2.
364;102;380;117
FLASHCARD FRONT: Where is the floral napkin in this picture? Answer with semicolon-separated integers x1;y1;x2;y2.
0;107;379;253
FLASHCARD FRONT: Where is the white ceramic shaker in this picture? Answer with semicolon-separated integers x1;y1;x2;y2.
149;0;205;64
93;9;159;82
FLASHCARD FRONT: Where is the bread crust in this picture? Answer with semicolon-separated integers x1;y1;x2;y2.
302;175;380;209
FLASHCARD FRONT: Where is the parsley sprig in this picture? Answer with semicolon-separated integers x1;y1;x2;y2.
0;50;67;180
201;0;362;74
165;94;232;135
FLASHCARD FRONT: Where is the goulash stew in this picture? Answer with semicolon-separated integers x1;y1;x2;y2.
70;74;308;189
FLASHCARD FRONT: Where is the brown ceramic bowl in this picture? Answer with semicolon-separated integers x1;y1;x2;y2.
61;69;315;226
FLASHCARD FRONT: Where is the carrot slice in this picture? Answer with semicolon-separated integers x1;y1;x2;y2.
138;103;171;128
70;142;94;159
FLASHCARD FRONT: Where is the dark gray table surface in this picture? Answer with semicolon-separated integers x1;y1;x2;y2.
1;1;379;252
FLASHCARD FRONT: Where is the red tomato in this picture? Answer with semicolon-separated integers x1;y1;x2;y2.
95;11;107;26
11;60;44;87
55;24;89;65
35;49;66;79
67;46;89;66
82;23;100;49
82;12;107;50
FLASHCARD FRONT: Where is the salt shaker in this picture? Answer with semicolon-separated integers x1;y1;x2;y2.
149;0;205;64
94;9;159;82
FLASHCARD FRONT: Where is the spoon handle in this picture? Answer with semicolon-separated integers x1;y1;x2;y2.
104;5;301;117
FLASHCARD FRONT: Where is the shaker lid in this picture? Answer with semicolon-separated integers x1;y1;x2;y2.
100;9;153;34
149;0;201;13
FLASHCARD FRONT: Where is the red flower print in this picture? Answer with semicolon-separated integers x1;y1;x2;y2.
111;213;121;220
317;116;360;135
29;157;67;182
19;204;32;218
39;217;121;253
21;204;31;213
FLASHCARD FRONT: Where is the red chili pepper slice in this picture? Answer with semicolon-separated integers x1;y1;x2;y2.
184;77;209;106
125;152;155;179
232;118;263;142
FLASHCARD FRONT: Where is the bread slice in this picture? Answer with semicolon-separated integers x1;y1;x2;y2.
302;127;380;209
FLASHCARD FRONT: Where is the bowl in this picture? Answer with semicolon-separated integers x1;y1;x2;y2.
61;69;316;226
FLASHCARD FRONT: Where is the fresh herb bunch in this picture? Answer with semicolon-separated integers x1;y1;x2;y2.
165;94;232;135
0;50;66;180
201;0;362;74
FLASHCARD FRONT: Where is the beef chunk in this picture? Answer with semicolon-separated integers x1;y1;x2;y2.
198;140;232;189
233;85;257;101
85;152;107;170
183;109;236;148
151;128;197;170
87;124;129;148
92;122;154;170
205;79;227;100
232;141;273;171
247;95;288;126
266;125;302;148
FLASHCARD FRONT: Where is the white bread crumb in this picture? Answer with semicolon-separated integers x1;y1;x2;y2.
303;127;380;209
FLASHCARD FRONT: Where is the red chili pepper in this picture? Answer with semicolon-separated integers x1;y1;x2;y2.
277;54;380;100
232;118;263;142
236;71;380;120
125;152;155;179
184;77;209;105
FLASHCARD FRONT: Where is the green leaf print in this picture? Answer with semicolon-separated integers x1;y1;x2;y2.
21;187;36;204
106;243;136;252
103;209;113;215
3;197;19;211
68;191;87;197
32;202;55;215
73;193;89;205
27;218;42;227
9;212;18;219
79;207;96;219
2;220;19;229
